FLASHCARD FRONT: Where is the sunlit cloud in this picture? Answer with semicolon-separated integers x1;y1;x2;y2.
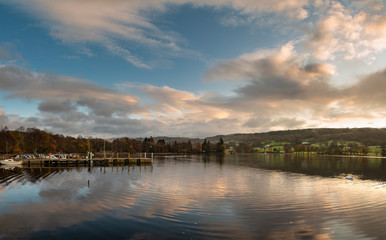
305;0;386;62
1;1;386;137
3;0;310;68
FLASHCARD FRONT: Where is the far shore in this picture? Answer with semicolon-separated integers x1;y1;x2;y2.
256;152;386;159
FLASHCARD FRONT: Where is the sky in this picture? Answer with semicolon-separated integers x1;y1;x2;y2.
0;0;386;138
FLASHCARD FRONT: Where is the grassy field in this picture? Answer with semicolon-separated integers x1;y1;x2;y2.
237;140;383;156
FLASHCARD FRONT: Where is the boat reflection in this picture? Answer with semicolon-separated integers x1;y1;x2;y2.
0;163;153;185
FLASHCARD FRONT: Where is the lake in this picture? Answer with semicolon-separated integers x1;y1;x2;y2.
1;153;386;239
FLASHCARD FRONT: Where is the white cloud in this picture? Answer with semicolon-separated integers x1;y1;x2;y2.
1;51;386;137
202;42;386;133
3;0;310;68
3;0;386;136
305;0;386;62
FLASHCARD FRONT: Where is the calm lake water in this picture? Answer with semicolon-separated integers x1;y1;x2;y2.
2;153;386;239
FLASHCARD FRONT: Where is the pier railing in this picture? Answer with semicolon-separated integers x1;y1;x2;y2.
1;152;154;166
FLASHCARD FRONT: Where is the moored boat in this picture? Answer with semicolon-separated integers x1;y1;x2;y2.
0;159;23;165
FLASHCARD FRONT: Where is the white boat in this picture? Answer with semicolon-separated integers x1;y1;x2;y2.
0;159;23;165
345;175;353;180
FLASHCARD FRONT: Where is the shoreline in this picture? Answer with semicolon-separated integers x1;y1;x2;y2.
258;152;386;159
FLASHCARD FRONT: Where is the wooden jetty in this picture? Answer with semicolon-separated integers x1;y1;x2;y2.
18;153;153;166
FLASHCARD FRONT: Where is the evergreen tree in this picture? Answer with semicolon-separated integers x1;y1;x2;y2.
216;138;226;153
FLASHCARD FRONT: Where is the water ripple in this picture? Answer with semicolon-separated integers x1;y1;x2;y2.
1;155;386;239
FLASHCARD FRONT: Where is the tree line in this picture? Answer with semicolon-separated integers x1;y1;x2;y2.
208;128;386;147
2;126;386;156
0;127;226;155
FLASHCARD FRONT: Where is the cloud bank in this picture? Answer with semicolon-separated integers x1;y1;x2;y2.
1;0;386;137
1;38;386;138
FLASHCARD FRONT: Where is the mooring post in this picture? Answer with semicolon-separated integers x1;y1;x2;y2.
151;153;153;162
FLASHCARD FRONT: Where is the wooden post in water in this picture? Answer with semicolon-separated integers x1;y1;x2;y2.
103;140;106;160
151;153;153;162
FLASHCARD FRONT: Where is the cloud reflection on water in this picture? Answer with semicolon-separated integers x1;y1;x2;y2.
0;155;386;239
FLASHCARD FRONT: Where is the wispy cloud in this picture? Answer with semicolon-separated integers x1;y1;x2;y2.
2;1;386;136
3;0;310;68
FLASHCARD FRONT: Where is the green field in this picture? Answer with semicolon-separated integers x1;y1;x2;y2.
236;140;384;156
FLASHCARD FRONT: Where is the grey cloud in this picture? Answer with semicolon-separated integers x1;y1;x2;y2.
235;75;340;103
206;45;340;103
0;114;41;130
347;68;386;107
303;63;330;75
31;111;166;138
244;116;305;130
243;116;272;128
76;96;139;117
169;117;242;138
0;65;142;116
38;99;75;113
25;117;40;125
235;76;303;100
76;97;119;117
39;115;84;134
200;42;386;133
92;116;170;136
0;66;115;99
4;41;386;138
266;117;305;129
0;114;9;126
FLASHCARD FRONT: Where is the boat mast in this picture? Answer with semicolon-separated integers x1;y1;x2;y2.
103;140;106;159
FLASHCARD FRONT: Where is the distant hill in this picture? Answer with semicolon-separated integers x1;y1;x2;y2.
2;127;386;155
136;136;203;145
141;128;386;147
205;128;386;146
